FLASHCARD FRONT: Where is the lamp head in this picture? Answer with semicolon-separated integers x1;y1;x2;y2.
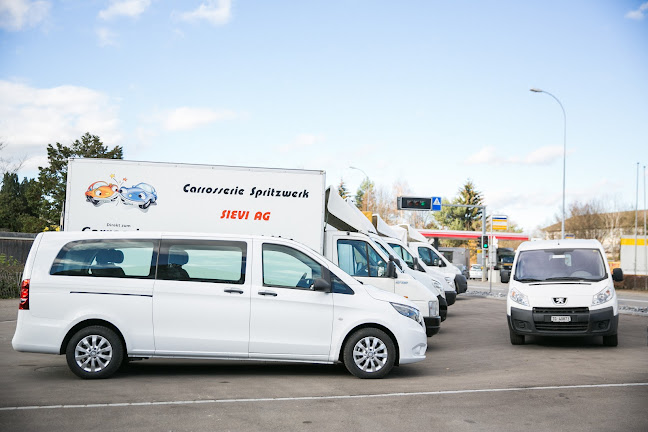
530;88;543;93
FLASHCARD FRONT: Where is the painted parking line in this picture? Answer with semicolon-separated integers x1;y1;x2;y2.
1;382;646;412
619;298;648;304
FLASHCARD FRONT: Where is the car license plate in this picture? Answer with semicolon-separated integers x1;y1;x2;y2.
551;316;571;323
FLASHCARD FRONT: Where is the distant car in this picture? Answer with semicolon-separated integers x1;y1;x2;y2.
119;183;157;209
456;264;470;279
469;264;483;280
85;181;119;206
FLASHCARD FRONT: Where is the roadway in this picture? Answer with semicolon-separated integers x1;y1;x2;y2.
1;296;647;432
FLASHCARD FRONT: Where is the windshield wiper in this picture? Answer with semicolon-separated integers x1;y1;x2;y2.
543;276;601;282
515;278;544;282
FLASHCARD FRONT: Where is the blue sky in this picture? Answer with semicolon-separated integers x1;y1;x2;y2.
1;0;647;233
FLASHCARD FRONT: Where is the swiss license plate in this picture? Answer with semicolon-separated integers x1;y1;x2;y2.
551;316;571;323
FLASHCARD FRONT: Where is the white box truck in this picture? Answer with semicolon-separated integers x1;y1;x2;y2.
64;158;326;252
64;159;441;336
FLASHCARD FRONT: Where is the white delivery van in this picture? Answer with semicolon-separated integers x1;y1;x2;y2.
323;190;442;336
393;225;468;294
13;231;427;379
62;159;441;338
506;239;623;346
369;214;453;311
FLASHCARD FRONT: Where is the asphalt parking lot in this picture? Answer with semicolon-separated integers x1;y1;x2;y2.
1;293;647;432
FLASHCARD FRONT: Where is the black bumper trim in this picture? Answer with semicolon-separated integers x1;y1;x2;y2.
509;306;618;336
455;275;468;294
445;291;456;306
424;316;441;337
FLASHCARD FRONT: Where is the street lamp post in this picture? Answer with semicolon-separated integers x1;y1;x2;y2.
349;166;369;211
530;88;567;239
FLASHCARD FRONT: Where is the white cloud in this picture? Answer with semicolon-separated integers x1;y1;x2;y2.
0;80;122;169
466;145;498;165
0;0;50;31
96;27;117;46
626;2;648;20
178;0;232;26
163;107;239;131
99;0;151;20
466;145;563;166
279;134;325;152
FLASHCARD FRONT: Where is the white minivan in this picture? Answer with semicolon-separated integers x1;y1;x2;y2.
13;231;427;379
507;239;623;346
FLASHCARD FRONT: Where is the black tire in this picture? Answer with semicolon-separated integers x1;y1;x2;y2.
65;325;123;379
603;334;618;347
139;200;151;210
343;328;396;379
509;328;525;345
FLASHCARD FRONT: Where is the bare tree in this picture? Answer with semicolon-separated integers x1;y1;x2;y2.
0;142;25;175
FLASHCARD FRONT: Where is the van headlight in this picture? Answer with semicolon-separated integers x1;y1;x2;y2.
444;276;454;288
509;288;529;306
592;286;615;306
432;279;442;290
429;299;439;317
391;302;421;323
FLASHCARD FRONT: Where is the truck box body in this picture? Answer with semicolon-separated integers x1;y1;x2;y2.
64;159;326;252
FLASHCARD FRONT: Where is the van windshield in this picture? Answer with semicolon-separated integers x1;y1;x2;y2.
513;248;607;282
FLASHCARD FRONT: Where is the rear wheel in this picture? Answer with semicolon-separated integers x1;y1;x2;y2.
602;334;618;347
343;328;395;379
66;326;123;379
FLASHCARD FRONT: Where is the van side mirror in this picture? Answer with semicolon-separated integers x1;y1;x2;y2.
389;254;403;270
413;257;424;272
387;260;397;279
612;268;623;282
312;278;331;293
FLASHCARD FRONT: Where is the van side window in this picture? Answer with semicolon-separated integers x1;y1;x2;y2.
262;243;323;289
388;243;416;270
158;240;247;284
337;239;387;277
331;273;354;295
418;247;441;267
50;240;157;278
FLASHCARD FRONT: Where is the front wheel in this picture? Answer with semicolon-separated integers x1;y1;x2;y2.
603;334;618;347
65;326;123;379
509;328;525;345
343;328;395;379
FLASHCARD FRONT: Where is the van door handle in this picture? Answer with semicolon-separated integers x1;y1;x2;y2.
258;290;277;297
224;288;244;294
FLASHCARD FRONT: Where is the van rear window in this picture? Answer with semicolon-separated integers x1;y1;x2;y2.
50;240;157;278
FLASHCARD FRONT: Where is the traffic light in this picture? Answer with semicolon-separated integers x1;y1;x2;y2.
481;235;489;249
397;196;432;211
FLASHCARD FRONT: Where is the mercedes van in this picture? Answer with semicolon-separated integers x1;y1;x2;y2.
506;239;623;346
13;231;427;379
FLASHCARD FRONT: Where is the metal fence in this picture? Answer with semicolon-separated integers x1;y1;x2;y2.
0;232;36;264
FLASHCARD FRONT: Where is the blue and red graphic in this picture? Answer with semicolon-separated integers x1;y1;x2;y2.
85;174;158;210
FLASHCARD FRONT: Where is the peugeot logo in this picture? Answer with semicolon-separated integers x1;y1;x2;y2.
553;297;567;305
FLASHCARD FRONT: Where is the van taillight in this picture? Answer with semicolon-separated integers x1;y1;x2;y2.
19;279;29;310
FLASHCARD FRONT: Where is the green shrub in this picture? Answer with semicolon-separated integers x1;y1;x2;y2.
0;254;23;299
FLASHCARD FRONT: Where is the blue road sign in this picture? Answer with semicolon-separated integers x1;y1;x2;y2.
432;196;442;211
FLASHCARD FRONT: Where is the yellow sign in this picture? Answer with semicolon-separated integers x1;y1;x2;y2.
492;215;508;231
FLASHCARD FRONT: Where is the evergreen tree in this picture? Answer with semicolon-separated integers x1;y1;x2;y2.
337;178;350;199
38;133;123;224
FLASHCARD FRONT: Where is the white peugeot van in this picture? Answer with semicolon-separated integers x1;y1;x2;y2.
507;239;623;346
13;231;427;379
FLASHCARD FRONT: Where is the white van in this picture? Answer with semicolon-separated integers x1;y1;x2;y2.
392;225;468;294
13;231;427;379
506;239;623;346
